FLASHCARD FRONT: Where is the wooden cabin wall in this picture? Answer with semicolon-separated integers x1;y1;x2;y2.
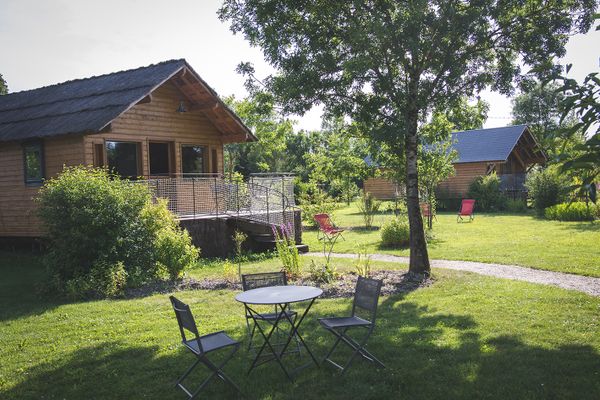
0;135;84;237
437;162;489;196
363;177;399;200
83;82;225;175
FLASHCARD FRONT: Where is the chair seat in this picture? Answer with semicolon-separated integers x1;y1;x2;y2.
184;331;239;354
324;228;344;234
249;310;297;321
318;316;372;329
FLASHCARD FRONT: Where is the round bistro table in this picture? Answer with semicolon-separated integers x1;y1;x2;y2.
235;285;323;380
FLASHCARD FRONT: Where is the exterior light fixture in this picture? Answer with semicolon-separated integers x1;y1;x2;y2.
176;100;187;113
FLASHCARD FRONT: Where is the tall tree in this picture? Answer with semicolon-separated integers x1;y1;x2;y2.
512;82;581;159
446;97;490;131
220;0;595;276
0;73;7;95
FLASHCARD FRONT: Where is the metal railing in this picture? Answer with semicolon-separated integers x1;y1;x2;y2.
141;173;298;236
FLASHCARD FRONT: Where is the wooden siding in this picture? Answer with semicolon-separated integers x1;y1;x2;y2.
364;177;401;200
0;135;84;237
83;81;225;175
437;162;489;196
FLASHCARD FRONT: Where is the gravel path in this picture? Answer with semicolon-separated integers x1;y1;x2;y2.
304;252;600;297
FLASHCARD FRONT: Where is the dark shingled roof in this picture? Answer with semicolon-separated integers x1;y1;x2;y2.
0;59;253;142
450;125;529;163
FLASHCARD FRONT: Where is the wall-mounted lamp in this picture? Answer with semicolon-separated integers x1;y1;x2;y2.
176;100;187;113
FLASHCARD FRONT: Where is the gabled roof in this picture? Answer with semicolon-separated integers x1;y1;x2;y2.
0;59;255;143
450;125;545;163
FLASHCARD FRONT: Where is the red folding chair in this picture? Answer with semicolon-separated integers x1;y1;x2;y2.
420;203;437;221
314;213;345;262
457;199;476;222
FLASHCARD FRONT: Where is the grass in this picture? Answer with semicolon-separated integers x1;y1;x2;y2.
1;251;599;399
303;202;600;277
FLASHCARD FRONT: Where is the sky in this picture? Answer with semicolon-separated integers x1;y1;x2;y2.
0;0;598;131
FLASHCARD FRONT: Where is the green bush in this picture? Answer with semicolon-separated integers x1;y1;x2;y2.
525;167;569;216
544;202;599;221
37;167;199;298
357;190;381;229
505;198;528;213
380;217;410;248
467;173;507;212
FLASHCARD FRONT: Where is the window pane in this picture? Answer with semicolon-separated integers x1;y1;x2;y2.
181;145;205;174
106;141;139;178
24;144;43;183
149;142;170;175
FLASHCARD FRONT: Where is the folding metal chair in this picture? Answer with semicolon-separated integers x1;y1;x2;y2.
169;296;242;399
241;272;299;353
318;276;385;374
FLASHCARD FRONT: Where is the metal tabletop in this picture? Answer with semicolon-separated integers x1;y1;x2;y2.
235;285;323;305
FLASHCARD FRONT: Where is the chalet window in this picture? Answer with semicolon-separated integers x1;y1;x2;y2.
181;145;206;175
106;141;140;178
23;141;44;185
149;142;171;176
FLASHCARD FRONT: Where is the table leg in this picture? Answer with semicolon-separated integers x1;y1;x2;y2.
278;298;320;368
245;303;293;380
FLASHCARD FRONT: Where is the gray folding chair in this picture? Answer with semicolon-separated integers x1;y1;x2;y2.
318;276;385;374
169;296;242;399
241;272;298;352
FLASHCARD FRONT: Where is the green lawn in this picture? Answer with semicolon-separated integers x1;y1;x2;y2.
303;202;600;277
1;251;599;399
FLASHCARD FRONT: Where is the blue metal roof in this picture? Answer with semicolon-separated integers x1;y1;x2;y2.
450;125;528;163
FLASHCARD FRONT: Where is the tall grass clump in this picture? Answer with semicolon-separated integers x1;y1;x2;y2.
272;223;301;279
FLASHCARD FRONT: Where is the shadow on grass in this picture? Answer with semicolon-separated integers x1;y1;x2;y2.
4;292;599;399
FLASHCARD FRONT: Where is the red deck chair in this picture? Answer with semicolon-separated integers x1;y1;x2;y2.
420;203;437;221
457;199;476;222
314;213;345;261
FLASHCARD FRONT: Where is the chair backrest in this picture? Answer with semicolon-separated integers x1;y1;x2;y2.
352;276;383;323
169;296;203;352
314;213;335;232
459;199;476;215
420;203;431;217
241;271;287;291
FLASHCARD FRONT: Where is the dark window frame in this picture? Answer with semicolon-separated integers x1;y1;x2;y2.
22;140;45;186
105;140;142;179
181;144;207;175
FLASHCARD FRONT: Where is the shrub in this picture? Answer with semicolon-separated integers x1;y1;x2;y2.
222;260;238;282
505;198;528;213
380;217;410;248
307;259;337;283
467;173;507;212
37;167;199;298
272;223;301;279
545;202;599;221
354;247;372;277
357;191;381;229
525;167;569;216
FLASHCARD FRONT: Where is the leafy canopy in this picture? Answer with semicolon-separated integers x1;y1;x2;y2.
0;73;7;95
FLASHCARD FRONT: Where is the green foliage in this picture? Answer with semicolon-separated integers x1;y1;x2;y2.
354;247;372;277
36;167;198;298
357;190;381;229
297;181;337;227
64;261;127;300
232;230;248;261
380;217;410;248
525;167;569;215
272;224;301;279
307;259;337;284
467;173;508;212
222;259;238;282
545;202;599;221
0;73;7;95
512;82;581;159
505;199;528;213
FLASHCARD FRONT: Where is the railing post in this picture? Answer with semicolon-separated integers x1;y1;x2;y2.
192;178;196;219
214;176;219;218
266;187;270;224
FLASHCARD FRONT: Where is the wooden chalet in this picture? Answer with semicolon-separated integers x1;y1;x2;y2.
364;125;547;200
0;59;257;240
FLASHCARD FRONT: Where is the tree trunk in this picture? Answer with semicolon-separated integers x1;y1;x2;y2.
404;108;431;277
